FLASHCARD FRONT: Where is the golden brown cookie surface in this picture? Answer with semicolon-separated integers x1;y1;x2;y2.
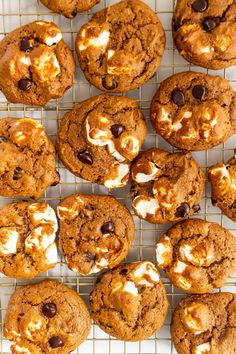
156;219;236;293
57;94;147;188
0;202;58;279
57;193;134;275
4;280;91;354
40;0;100;18
151;72;236;151
76;0;166;92
208;151;236;221
0;118;59;199
90;261;169;341
0;21;75;106
130;148;205;224
171;293;236;354
173;0;236;69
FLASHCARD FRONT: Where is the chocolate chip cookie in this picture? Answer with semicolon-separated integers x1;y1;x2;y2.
90;261;169;341
208;150;236;221
40;0;100;18
57;94;147;188
173;0;236;70
0;118;59;199
171;292;236;354
4;280;91;354
156;219;236;293
0;202;58;279
76;0;166;92
0;21;75;106
151;71;236;151
57;193;134;275
130;148;205;224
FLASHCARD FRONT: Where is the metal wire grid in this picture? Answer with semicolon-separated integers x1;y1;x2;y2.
0;0;235;353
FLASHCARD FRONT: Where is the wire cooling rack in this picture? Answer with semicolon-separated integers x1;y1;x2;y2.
0;0;236;353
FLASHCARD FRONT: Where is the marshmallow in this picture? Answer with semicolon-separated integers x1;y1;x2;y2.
156;236;172;267
133;261;160;286
79;28;110;51
44;242;58;264
112;281;138;296
133;161;159;183
193;342;211;354
0;228;18;255
132;196;159;218
104;163;129;188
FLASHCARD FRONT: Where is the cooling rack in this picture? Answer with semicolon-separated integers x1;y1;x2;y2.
0;0;236;353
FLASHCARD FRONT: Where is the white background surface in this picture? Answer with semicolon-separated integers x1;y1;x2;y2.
0;0;236;353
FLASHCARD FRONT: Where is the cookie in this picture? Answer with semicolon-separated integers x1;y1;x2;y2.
76;0;166;92
0;21;75;106
0;118;59;199
90;261;169;341
173;0;236;70
208;150;236;221
151;71;236;151
57;94;147;188
57;193;134;275
0;202;58;279
40;0;100;18
156;219;236;293
171;292;236;354
130;148;205;224
4;280;91;354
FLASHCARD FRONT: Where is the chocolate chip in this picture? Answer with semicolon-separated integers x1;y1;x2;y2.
231;201;236;209
111;124;125;138
175;203;190;218
42;303;57;318
101;221;115;234
49;336;63;348
120;269;128;276
20;37;34;52
202;17;220;32
102;77;118;90
192;0;208;12
13;167;23;180
77;149;93;165
85;252;95;262
18;79;32;91
138;286;146;294
86;204;95;210
51;171;60;186
173;19;181;31
193;204;201;213
71;10;77;17
212;198;217;206
0;136;7;143
171;90;185;106
192;85;207;100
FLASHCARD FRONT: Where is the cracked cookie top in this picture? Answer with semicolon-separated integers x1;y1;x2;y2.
90;261;169;341
0;202;58;279
156;218;236;293
76;0;166;92
0;21;75;106
208;150;236;221
151;72;236;151
56;94;147;188
4;280;91;354
57;193;134;275
171;292;236;354
40;0;100;18
0;118;59;199
173;0;236;69
130;148;205;224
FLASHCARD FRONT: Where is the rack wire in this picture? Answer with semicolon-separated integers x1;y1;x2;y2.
0;0;236;353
